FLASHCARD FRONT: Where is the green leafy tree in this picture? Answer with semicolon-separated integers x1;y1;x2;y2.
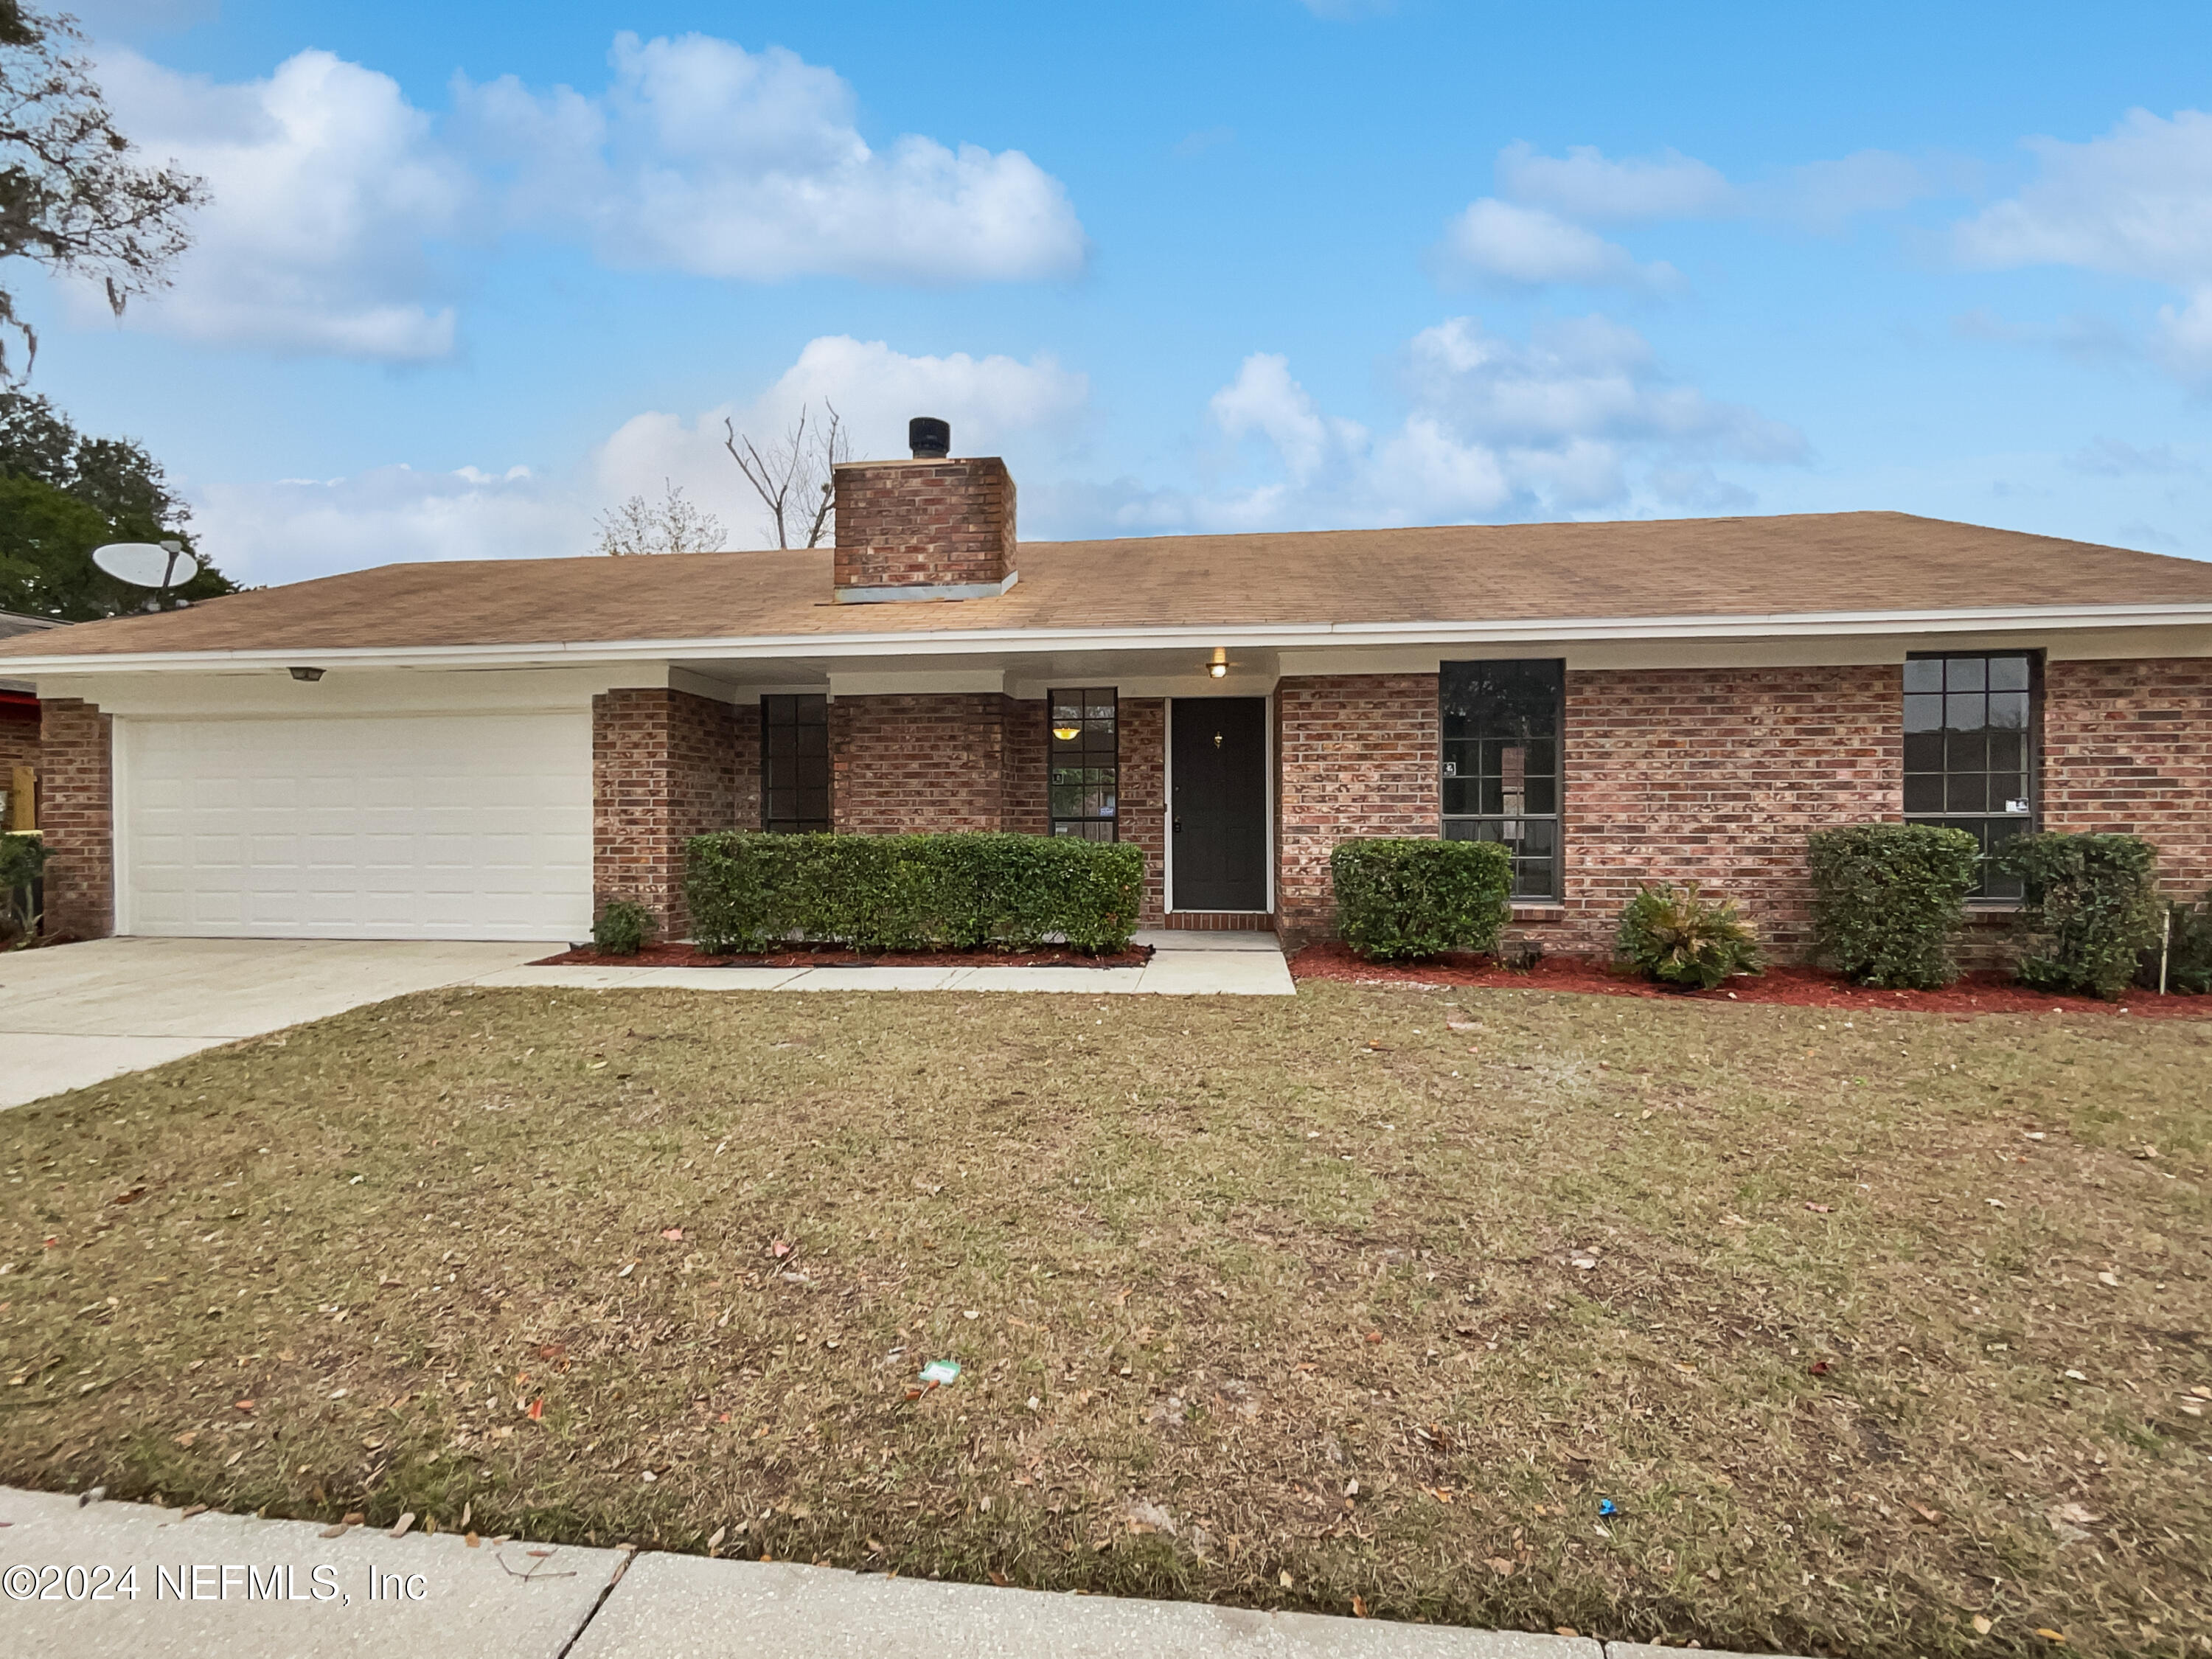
2;1;206;378
0;387;236;618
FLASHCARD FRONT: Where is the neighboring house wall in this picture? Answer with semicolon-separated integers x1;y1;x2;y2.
592;687;745;940
1276;674;1442;943
2043;656;2212;897
0;709;38;806
38;698;113;939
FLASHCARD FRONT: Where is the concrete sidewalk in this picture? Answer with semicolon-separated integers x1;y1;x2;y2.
0;937;556;1110
472;929;1296;998
1;930;1294;1111
0;1485;1784;1659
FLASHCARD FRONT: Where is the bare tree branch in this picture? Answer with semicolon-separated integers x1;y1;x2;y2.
592;479;726;556
722;400;849;549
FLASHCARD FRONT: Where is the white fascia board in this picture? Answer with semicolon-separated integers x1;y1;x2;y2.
5;601;2211;678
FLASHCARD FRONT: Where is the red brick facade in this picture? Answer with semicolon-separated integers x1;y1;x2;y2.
1277;675;1442;942
2042;656;2212;897
591;687;745;939
1002;698;1050;836
37;698;112;939
832;458;1015;595
830;694;1012;834
1121;698;1168;926
1543;664;1900;957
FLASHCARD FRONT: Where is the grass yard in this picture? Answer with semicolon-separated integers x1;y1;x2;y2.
2;981;2207;1658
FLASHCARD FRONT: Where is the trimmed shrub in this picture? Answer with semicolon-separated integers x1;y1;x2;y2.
2143;891;2212;995
1615;883;1762;990
592;898;654;956
0;832;49;945
1329;838;1512;961
684;831;1144;956
1806;822;1981;989
1994;832;2161;1001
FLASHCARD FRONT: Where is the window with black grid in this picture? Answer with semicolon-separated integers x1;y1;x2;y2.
1903;651;2037;900
1440;660;1563;900
1048;688;1118;841
761;693;830;834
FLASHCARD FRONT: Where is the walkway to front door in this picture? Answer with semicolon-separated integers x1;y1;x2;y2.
1169;697;1267;914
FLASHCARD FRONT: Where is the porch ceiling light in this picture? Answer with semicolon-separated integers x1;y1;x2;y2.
288;666;325;682
1206;647;1230;679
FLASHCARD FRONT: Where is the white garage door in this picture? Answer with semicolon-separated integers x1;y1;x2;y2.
119;712;592;940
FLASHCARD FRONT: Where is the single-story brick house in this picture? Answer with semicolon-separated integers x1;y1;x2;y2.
1;425;2208;954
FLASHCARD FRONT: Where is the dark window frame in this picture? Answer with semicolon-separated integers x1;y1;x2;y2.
1439;659;1565;902
1902;650;2042;903
760;693;831;834
1048;686;1120;841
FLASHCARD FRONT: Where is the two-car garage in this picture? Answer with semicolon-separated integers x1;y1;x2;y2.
116;712;593;941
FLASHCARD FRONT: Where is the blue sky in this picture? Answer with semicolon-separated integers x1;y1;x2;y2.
21;0;2212;585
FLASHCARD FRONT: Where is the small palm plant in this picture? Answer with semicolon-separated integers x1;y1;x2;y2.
1615;883;1762;991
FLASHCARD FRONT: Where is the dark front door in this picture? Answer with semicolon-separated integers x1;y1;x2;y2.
1171;697;1267;912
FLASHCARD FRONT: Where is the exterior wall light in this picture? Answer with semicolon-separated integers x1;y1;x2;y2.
289;667;325;682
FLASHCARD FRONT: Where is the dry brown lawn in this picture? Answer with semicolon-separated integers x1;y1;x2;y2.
1;980;2207;1658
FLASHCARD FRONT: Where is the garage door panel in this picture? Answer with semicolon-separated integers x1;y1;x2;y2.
122;712;591;941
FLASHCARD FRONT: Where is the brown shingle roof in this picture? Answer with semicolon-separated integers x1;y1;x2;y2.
4;511;2210;661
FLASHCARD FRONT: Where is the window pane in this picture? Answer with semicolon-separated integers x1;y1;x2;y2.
1440;661;1563;902
1048;688;1118;840
1904;655;2039;901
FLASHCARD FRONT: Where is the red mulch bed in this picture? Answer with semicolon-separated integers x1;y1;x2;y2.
1287;939;2212;1019
531;941;1153;970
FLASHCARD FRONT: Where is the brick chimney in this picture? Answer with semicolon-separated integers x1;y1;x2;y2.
830;418;1017;603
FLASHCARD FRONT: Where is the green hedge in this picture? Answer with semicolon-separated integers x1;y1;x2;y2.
1615;883;1762;990
592;898;654;956
1994;831;2162;1001
1807;822;1982;989
684;831;1144;956
1330;838;1512;961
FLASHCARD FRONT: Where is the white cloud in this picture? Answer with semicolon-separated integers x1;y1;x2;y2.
1495;141;1736;223
453;32;1087;283
1435;199;1678;291
1953;110;2212;386
193;465;571;589
1063;316;1805;536
87;49;471;360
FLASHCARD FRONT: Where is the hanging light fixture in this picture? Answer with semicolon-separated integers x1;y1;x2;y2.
1206;647;1230;679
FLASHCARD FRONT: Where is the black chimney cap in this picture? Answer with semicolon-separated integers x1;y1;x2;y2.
908;417;951;459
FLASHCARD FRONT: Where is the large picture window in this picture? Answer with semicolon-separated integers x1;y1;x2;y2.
762;693;830;834
1441;659;1563;900
1903;651;2037;900
1048;687;1119;841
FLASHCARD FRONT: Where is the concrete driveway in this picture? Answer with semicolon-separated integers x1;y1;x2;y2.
0;937;559;1109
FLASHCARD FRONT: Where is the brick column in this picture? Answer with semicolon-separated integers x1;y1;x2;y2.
38;698;114;939
591;688;746;940
1119;698;1167;925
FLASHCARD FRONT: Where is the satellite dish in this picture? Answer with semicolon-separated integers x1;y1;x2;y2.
93;540;201;590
